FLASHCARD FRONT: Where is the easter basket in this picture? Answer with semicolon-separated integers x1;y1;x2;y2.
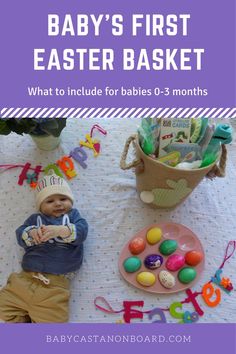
120;134;227;209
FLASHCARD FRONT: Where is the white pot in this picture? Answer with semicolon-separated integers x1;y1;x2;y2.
30;134;61;151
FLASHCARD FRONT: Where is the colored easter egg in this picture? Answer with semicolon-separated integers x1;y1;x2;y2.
166;254;185;272
158;270;176;289
178;267;197;284
123;257;142;273
129;237;146;255
185;251;203;266
146;227;162;245
144;254;163;269
159;240;178;256
136;272;156;287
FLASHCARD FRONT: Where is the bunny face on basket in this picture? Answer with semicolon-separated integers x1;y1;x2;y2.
119;223;204;294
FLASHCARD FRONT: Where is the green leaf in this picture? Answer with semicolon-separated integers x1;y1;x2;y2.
39;118;67;137
0;121;11;135
0;118;67;136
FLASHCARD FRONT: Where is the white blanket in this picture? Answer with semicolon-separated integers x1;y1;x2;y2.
0;117;235;323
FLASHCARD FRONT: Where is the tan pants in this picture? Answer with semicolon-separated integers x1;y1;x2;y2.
0;271;70;323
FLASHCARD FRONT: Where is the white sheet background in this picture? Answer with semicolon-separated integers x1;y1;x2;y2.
0;117;235;323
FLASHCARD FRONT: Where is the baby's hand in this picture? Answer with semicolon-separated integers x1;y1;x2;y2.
28;228;43;245
40;225;71;242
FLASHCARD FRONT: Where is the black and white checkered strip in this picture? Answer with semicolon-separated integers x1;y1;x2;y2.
1;107;236;118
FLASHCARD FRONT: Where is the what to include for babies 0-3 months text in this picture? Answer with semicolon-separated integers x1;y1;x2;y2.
27;85;208;97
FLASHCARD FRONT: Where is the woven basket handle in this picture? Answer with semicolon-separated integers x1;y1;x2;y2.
207;144;227;178
120;134;142;170
120;135;227;176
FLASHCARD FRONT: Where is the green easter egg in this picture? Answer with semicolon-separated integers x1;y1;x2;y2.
159;240;178;256
178;267;197;284
123;257;142;273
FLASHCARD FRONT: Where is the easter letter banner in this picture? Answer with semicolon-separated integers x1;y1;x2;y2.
0;0;236;118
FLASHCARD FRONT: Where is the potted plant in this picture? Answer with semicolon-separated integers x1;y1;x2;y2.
0;118;67;150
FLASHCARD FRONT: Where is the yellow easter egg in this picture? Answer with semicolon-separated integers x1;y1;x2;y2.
136;272;156;287
146;227;162;245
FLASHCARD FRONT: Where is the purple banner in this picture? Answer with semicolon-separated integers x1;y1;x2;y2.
0;323;235;354
0;0;235;108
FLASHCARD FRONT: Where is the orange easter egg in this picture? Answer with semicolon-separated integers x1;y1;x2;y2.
185;251;203;266
129;237;146;255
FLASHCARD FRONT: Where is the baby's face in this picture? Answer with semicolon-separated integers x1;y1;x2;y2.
40;194;73;217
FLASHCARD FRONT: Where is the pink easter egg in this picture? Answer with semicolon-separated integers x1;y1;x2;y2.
166;254;185;272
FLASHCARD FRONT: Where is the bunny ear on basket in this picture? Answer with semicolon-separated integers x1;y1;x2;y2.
120;134;228;208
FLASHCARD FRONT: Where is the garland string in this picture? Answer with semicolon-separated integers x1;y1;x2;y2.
90;124;107;138
94;240;236;316
219;240;236;269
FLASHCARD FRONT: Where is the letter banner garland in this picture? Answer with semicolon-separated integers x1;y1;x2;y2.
0;124;107;187
94;241;236;324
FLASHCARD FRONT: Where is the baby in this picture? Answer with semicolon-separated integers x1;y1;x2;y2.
0;174;88;323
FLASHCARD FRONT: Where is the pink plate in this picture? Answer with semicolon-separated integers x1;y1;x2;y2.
118;222;205;294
